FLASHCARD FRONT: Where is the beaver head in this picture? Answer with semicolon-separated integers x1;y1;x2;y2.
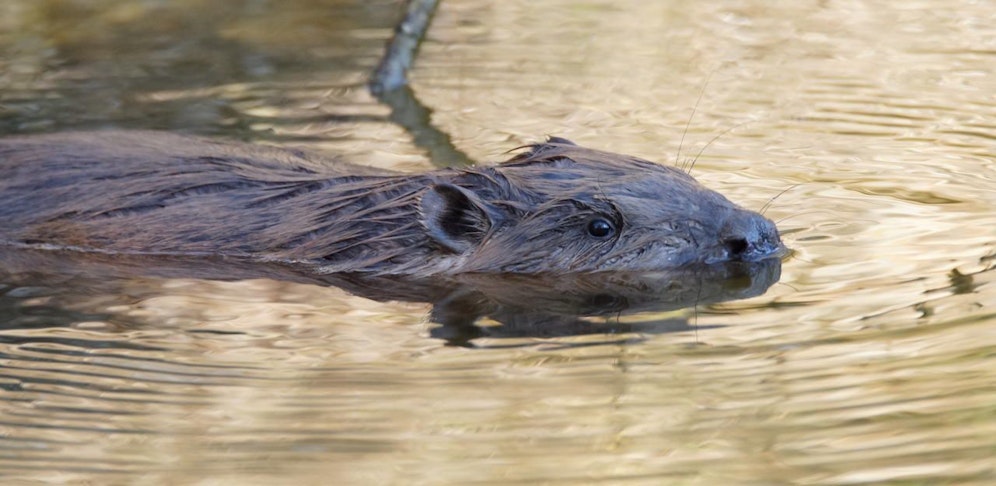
419;138;784;273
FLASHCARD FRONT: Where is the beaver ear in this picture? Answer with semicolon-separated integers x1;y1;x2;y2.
420;183;495;254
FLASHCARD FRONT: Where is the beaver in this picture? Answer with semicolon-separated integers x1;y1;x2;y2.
0;131;784;275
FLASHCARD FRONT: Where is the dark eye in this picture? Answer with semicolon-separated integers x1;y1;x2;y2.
586;218;615;238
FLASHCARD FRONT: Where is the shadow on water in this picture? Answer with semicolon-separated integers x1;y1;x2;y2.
0;248;780;348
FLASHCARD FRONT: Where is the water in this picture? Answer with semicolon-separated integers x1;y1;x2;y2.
1;0;994;484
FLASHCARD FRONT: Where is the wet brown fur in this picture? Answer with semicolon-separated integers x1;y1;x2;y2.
0;131;782;275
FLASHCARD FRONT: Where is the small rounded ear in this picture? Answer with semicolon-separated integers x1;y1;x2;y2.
420;183;495;254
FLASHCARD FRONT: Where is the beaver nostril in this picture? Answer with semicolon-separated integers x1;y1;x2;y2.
724;237;749;257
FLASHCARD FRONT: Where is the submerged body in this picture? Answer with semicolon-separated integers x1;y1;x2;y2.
0;131;783;275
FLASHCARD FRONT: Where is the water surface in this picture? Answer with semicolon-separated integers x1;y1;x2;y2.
1;0;994;484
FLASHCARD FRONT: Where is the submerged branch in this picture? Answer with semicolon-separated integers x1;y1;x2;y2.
378;85;475;168
368;0;474;168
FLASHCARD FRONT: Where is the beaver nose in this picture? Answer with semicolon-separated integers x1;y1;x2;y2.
723;236;750;258
720;210;783;261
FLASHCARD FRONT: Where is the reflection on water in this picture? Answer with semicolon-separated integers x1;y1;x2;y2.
0;248;782;348
1;0;995;484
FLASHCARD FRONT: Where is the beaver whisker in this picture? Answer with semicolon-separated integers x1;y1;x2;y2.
684;120;753;175
759;184;800;216
676;72;715;173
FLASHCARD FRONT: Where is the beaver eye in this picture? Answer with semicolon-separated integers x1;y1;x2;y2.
586;218;615;238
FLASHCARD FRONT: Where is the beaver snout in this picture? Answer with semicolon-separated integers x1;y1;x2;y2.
718;210;784;263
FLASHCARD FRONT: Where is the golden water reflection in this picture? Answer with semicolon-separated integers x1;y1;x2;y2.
1;0;995;484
